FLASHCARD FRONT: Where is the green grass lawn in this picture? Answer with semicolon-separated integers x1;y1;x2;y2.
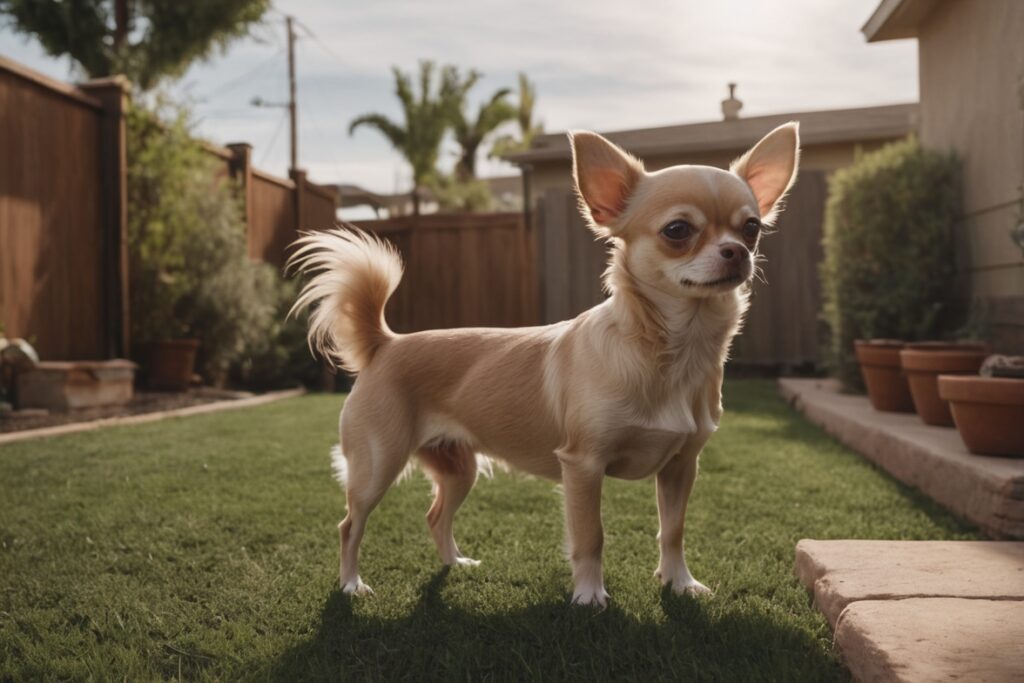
0;380;977;681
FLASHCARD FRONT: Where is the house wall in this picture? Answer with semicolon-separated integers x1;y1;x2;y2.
917;0;1024;349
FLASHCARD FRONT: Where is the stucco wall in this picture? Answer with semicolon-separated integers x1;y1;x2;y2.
917;0;1024;348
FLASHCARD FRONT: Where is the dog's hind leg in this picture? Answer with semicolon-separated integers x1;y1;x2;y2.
418;442;480;567
337;435;413;595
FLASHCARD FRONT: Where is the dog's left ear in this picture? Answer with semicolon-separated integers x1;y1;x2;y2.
731;122;800;224
571;131;644;235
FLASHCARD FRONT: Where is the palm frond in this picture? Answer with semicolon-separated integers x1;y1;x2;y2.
348;113;406;148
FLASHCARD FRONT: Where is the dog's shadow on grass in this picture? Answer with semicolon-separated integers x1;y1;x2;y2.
260;568;842;680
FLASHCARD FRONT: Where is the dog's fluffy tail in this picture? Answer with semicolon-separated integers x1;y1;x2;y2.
288;226;403;373
329;444;348;487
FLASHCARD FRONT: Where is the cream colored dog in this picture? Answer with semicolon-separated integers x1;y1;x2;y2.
289;123;800;606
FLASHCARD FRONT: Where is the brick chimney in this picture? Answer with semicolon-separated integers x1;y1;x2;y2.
721;83;742;121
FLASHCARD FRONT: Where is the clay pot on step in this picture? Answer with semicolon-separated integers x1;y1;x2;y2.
899;343;989;426
938;375;1024;457
854;339;914;412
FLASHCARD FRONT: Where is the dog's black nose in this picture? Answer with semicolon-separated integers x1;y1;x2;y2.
719;243;747;263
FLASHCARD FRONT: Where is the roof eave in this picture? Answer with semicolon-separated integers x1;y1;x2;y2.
504;105;919;165
862;0;939;42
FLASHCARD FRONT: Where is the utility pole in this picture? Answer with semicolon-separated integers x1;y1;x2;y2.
252;15;299;170
286;15;297;171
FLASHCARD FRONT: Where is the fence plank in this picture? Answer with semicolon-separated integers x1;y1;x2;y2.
354;213;535;332
1;64;109;360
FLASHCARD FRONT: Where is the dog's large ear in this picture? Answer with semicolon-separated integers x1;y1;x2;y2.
731;122;800;224
571;131;644;235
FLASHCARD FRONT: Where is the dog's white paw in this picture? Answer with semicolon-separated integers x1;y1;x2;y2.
450;556;481;567
571;585;610;608
674;578;712;597
341;577;373;596
655;567;713;597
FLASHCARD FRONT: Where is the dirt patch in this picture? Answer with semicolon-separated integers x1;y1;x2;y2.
0;389;250;433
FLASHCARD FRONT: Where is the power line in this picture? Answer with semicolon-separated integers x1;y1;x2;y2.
259;110;289;167
297;41;345;182
293;18;348;70
197;47;285;103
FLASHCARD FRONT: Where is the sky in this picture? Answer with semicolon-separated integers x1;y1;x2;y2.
0;0;918;195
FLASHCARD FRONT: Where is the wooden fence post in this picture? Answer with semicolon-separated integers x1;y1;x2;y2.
290;167;307;236
80;76;130;359
227;143;254;247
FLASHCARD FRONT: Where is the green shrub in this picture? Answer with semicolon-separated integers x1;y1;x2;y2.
821;137;959;390
127;101;287;386
426;173;494;212
127;101;208;342
230;277;326;391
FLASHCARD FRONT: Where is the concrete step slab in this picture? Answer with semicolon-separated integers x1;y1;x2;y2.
795;539;1024;627
835;598;1024;683
778;378;1024;538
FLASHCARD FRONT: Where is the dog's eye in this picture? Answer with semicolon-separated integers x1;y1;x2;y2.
742;218;761;241
661;220;695;242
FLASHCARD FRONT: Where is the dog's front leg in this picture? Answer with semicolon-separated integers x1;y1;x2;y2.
558;455;608;607
655;442;712;597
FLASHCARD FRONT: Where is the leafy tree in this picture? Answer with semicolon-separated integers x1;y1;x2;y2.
349;60;465;215
449;72;515;180
0;0;270;90
491;73;544;158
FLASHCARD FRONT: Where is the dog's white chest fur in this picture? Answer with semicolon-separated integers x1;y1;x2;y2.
604;383;718;480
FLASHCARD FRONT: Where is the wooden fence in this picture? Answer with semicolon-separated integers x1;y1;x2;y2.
0;55;336;361
0;57;127;361
354;213;537;332
226;147;338;268
534;170;828;367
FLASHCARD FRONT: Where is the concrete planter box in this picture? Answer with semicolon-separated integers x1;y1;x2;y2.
16;360;137;411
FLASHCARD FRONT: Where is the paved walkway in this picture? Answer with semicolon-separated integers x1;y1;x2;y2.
797;540;1024;682
778;378;1024;538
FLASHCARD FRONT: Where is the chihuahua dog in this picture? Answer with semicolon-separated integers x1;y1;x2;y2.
289;123;799;606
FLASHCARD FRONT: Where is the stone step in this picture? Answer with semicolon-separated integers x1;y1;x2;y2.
796;539;1024;627
778;378;1024;538
835;598;1024;683
796;540;1024;682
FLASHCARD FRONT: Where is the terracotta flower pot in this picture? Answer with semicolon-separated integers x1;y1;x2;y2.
899;344;989;426
854;339;914;412
938;375;1024;457
138;339;199;392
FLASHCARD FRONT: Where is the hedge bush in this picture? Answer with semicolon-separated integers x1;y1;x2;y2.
821;137;960;390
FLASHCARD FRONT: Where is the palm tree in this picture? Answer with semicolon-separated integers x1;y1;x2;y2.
449;72;516;180
490;73;544;158
349;61;462;215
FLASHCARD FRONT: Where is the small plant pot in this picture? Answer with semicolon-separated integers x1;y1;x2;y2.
899;344;989;426
938;375;1024;457
854;339;914;412
138;339;199;392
